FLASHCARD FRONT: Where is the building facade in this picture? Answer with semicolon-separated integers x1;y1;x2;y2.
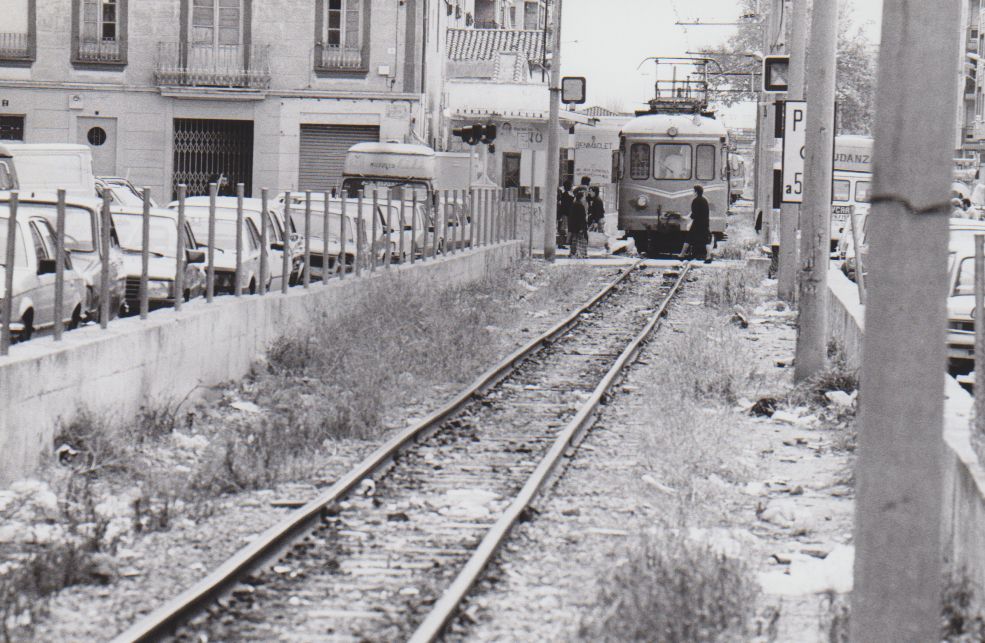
0;0;433;198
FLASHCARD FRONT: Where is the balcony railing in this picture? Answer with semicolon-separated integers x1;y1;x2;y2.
315;44;364;71
0;32;30;61
76;38;123;63
155;42;271;90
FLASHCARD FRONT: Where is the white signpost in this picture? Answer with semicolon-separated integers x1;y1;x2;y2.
782;100;807;203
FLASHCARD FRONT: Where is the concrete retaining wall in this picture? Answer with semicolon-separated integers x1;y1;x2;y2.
0;242;521;484
826;267;985;580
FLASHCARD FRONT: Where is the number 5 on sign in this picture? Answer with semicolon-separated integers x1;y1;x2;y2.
782;100;807;204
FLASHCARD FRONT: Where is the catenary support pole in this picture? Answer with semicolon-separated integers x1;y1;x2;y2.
976;234;985;436
542;0;562;262
777;0;807;301
794;0;837;382
851;0;960;639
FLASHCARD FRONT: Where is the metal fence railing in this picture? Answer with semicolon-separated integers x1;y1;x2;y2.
0;186;521;355
0;32;30;60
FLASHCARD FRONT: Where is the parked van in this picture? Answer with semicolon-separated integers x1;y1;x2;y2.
831;136;873;251
0;144;96;200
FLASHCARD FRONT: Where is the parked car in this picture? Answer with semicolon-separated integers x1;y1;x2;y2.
14;197;126;322
276;193;368;276
167;199;265;295
0;208;87;340
111;208;207;311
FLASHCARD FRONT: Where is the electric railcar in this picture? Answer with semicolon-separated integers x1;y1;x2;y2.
617;113;730;255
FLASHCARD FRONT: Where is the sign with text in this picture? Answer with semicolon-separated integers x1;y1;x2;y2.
781;100;807;203
574;135;615;184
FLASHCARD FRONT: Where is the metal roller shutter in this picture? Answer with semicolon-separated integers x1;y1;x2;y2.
298;124;380;192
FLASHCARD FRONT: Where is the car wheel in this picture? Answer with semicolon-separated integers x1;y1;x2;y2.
16;310;34;343
67;305;82;330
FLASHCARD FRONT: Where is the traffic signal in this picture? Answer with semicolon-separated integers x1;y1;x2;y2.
452;123;497;145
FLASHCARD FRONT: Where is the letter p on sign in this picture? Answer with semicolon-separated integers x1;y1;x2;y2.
782;100;807;204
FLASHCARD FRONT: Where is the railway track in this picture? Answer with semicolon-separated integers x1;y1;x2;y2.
113;260;690;643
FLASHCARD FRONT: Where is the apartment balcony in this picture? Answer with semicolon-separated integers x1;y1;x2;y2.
75;38;125;65
314;44;365;73
155;43;271;92
0;32;32;62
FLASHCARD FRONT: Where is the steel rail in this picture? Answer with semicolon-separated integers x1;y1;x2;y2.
409;263;690;642
112;259;644;643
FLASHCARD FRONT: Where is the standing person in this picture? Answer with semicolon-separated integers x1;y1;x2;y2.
568;186;589;258
557;178;573;248
588;186;605;232
679;184;712;263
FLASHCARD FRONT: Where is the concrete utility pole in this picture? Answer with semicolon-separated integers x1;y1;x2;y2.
851;0;960;639
793;0;836;382
542;0;562;262
777;0;807;301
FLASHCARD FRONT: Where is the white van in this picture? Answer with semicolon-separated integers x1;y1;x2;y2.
831;136;873;251
0;143;96;200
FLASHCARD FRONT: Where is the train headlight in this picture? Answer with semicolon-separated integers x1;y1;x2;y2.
635;195;649;209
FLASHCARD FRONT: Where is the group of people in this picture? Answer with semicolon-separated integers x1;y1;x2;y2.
556;176;605;258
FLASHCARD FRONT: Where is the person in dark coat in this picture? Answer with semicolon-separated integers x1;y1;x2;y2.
568;186;589;258
557;178;573;247
587;186;605;231
679;184;712;263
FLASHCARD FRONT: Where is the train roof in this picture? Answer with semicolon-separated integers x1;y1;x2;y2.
621;113;727;139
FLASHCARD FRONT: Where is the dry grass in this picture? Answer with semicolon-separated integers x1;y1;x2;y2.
577;531;759;642
942;571;985;642
197;261;598;490
716;238;759;261
659;317;760;406
703;266;762;310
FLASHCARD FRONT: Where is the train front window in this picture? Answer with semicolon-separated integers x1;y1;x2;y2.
654;144;692;180
833;179;851;202
629;143;651;180
696;144;715;181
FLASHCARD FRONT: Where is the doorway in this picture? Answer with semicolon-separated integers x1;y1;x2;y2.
77;116;118;176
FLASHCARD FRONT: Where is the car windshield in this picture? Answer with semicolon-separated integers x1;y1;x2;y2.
0;217;28;267
955;256;976;296
106;182;150;207
0;203;96;253
112;214;178;257
185;213;240;250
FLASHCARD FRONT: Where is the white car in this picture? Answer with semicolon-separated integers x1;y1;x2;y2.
0;209;86;340
13;197;126;322
111;208;207;310
168;200;265;295
173;196;301;292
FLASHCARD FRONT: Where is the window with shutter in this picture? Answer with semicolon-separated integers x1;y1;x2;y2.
0;0;34;62
75;0;125;63
316;0;365;72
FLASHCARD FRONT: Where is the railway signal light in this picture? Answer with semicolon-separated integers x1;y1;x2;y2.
452;123;497;146
763;55;790;93
561;76;587;104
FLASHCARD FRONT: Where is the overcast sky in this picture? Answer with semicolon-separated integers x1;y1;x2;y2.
560;0;883;128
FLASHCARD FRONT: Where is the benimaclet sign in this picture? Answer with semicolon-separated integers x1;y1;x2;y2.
781;100;807;204
574;136;614;184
